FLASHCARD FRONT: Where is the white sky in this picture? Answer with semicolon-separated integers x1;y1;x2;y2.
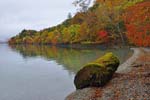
0;0;78;41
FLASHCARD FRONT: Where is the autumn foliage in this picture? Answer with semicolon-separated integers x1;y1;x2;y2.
98;31;108;38
8;0;150;47
123;1;150;46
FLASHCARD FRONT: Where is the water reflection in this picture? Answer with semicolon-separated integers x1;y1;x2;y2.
9;45;133;73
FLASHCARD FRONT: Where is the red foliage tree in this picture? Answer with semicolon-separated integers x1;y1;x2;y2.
123;1;150;46
98;30;108;38
97;30;109;43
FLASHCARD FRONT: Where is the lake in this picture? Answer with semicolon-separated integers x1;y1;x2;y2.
0;44;133;100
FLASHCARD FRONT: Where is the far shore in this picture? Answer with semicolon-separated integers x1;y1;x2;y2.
8;42;139;50
0;42;7;44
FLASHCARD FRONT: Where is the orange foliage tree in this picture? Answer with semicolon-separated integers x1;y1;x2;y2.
123;1;150;46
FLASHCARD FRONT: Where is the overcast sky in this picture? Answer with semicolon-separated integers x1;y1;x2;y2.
0;0;78;41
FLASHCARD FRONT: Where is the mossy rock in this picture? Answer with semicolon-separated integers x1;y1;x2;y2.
74;52;120;89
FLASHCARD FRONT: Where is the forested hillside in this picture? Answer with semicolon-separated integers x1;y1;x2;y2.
9;0;150;46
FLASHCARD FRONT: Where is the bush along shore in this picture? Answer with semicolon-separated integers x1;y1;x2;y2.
66;48;150;100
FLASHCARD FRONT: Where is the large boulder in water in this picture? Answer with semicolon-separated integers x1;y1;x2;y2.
74;52;120;89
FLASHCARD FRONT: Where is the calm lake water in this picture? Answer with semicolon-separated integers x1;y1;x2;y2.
0;44;133;100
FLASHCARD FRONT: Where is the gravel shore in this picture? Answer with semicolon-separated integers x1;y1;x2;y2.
66;48;150;100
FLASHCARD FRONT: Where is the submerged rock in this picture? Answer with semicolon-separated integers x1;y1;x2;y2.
74;52;120;89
